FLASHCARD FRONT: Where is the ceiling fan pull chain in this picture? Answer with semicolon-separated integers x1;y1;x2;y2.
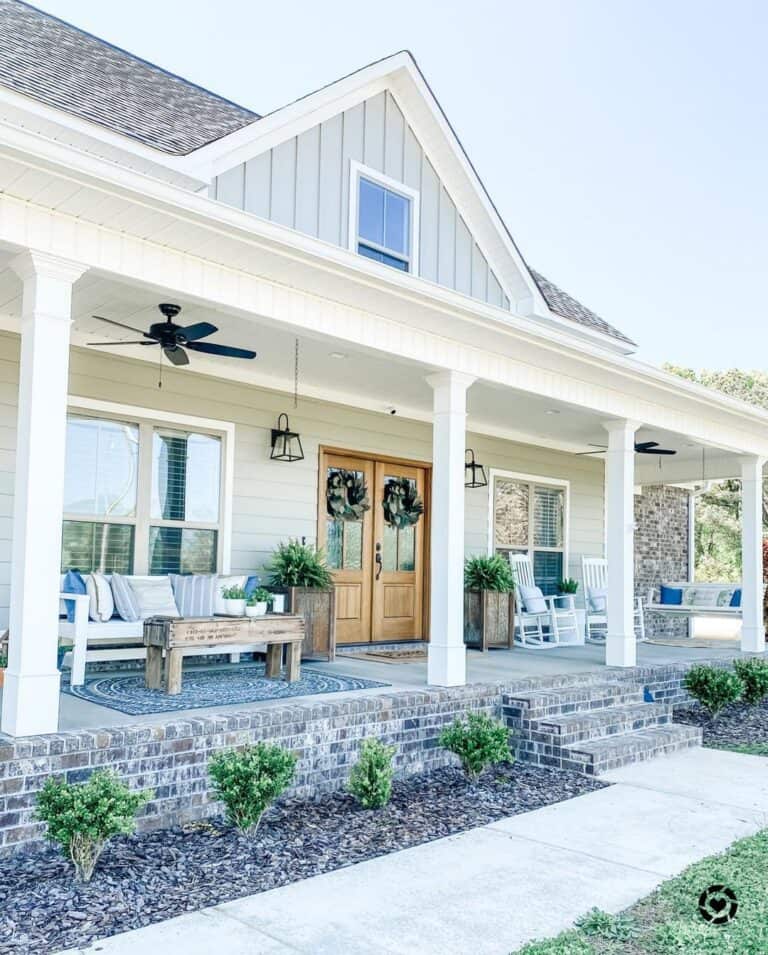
158;348;163;390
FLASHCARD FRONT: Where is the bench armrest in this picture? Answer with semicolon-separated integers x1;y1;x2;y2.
546;594;576;611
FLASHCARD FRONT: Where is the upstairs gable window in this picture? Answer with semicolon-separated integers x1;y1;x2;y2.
350;162;419;274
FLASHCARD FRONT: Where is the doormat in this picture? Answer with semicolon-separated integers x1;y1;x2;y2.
61;663;389;715
338;648;428;664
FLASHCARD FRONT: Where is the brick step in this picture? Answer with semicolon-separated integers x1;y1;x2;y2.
532;702;673;746
503;682;644;721
564;724;702;776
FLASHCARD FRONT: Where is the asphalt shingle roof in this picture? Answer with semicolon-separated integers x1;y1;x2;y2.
530;269;636;346
0;0;258;155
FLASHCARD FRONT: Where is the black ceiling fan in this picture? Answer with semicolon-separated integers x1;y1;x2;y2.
87;303;257;366
577;440;677;456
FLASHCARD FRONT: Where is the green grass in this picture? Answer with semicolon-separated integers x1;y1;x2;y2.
513;829;768;954
707;741;768;757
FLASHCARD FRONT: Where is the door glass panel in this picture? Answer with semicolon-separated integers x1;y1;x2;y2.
326;519;343;570
325;466;367;571
343;520;363;570
494;479;529;548
382;524;397;572
398;524;415;571
381;475;418;572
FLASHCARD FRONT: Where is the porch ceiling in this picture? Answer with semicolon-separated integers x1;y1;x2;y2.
0;257;745;486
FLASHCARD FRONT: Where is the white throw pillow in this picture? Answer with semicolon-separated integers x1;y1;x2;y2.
214;575;247;615
127;576;179;619
519;584;547;614
86;573;114;622
589;588;608;613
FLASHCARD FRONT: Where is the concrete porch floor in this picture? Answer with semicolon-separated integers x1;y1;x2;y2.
49;638;748;733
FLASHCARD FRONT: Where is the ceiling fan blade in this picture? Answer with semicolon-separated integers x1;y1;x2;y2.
178;321;218;342
186;341;257;360
575;450;606;455
634;441;659;450
164;345;189;366
92;315;153;337
638;448;677;455
86;340;152;346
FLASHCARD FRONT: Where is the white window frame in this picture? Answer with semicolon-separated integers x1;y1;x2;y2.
64;396;235;574
486;468;570;580
348;160;420;276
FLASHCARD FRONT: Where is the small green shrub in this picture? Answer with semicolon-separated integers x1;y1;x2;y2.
348;738;396;809
463;555;514;592
684;665;743;718
268;539;333;589
574;908;639;941
439;712;511;781
557;578;579;595
221;585;246;599
208;743;296;837
35;770;151;882
733;658;768;706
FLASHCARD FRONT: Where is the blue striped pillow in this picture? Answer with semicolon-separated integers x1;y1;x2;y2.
111;573;140;622
170;574;217;618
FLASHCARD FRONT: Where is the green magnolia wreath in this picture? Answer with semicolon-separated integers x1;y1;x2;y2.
326;469;371;522
382;477;424;529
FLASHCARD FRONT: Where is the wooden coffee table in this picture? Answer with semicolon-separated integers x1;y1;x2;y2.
143;614;305;695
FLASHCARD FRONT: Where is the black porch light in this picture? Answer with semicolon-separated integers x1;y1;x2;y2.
271;413;304;462
464;448;487;488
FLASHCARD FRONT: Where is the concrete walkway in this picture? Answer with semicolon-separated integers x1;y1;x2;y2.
66;748;768;955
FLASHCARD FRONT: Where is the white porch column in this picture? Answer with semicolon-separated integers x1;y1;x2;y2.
426;370;475;686
2;251;87;737
604;419;639;667
740;455;766;654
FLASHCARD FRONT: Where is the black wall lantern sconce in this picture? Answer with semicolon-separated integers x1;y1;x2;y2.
464;448;487;488
271;413;304;462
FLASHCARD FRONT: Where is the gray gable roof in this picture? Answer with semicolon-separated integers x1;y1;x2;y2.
0;0;258;155
530;269;636;347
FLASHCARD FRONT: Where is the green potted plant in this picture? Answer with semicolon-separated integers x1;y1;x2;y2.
558;578;579;596
220;584;247;617
463;555;516;651
268;539;336;660
245;587;271;618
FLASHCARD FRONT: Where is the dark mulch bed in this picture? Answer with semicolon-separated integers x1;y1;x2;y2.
0;763;605;953
674;697;768;749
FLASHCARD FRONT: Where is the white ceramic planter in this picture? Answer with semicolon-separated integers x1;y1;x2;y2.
245;602;268;618
223;598;246;617
270;594;286;614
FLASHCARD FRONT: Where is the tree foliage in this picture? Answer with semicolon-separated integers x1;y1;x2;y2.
664;365;768;581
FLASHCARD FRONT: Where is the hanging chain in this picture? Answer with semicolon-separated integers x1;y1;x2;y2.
293;337;299;409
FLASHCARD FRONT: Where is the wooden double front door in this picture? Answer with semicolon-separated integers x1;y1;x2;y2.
319;450;429;645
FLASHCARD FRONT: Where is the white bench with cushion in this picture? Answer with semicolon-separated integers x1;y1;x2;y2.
59;573;267;685
645;581;744;618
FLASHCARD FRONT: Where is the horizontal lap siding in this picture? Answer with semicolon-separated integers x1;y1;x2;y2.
213;91;509;311
0;333;604;623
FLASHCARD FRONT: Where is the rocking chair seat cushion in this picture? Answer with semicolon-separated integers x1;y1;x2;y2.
588;588;607;613
519;585;547;614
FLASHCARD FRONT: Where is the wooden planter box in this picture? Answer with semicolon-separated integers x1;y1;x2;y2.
281;586;337;661
464;590;515;651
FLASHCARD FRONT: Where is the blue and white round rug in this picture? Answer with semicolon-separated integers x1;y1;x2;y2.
62;664;390;715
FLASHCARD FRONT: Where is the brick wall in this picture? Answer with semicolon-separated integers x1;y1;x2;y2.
634;486;691;637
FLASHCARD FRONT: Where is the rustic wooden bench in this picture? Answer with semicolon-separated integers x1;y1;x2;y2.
143;615;305;695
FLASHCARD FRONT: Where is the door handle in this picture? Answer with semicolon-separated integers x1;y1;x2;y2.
375;542;383;580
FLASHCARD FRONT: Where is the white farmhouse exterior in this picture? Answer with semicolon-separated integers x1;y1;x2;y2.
0;1;764;737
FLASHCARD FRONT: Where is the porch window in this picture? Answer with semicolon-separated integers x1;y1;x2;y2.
492;475;567;595
350;162;419;274
62;414;222;575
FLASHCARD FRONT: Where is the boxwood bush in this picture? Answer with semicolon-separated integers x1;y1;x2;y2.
439;712;511;781
348;738;396;809
684;665;743;718
208;743;296;837
35;770;152;882
733;658;768;706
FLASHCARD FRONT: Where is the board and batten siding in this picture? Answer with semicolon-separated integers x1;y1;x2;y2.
212;91;511;310
0;334;604;626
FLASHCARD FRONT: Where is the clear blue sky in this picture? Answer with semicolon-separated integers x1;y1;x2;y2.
32;0;767;370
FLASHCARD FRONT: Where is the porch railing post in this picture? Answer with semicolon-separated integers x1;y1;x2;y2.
740;454;766;654
425;370;475;686
1;251;87;737
604;418;639;667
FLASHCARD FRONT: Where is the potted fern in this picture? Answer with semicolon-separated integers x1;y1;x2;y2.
463;555;516;651
268;539;336;661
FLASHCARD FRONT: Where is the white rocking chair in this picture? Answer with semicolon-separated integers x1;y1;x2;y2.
581;556;646;644
508;554;582;650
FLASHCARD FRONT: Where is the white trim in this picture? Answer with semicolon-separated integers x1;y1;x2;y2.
486;468;571;579
66;395;234;575
347;160;421;277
